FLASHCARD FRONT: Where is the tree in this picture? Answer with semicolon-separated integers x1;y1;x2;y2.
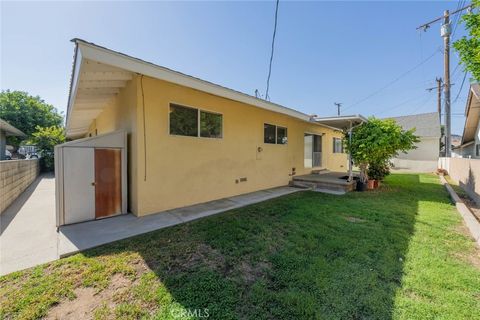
453;1;480;81
28;126;65;171
0;90;63;149
344;118;419;183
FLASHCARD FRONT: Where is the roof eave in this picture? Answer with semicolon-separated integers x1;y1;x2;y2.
66;39;325;137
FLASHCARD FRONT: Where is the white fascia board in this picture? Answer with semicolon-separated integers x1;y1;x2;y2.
76;41;313;123
65;46;83;135
315;115;368;123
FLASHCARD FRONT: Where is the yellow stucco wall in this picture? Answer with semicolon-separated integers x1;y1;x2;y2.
89;75;347;216
133;76;346;216
87;79;140;214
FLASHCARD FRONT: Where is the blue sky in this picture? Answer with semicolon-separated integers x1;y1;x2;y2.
0;1;473;134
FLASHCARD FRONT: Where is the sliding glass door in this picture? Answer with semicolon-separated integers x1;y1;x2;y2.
304;134;322;168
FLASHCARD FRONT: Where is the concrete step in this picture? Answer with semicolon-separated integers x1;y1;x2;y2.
291;179;352;193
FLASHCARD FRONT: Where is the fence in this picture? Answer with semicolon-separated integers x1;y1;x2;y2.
438;157;480;205
0;159;40;213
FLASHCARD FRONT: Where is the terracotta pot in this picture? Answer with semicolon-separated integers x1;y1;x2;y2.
367;179;375;190
373;180;380;188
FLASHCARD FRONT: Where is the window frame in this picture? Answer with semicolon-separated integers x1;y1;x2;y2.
168;102;223;139
263;123;288;145
276;126;288;145
333;137;344;153
200;109;223;139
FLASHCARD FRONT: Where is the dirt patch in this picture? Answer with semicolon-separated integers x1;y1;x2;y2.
46;273;132;320
177;243;226;272
237;260;271;285
452;225;480;269
131;258;150;276
345;216;366;223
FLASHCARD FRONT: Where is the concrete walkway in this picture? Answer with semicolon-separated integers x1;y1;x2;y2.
1;174;57;275
59;187;301;257
1;177;301;275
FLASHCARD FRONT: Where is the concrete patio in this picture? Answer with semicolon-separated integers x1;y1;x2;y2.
1;174;302;275
58;186;301;257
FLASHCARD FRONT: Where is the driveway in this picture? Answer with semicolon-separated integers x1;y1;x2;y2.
0;174;58;275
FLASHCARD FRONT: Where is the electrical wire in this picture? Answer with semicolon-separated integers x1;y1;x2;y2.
376;92;432;116
451;0;466;40
342;47;441;112
453;71;468;104
265;0;279;101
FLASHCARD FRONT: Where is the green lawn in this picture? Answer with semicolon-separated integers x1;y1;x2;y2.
1;174;480;319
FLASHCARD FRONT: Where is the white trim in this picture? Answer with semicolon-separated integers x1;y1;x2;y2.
66;39;350;137
65;47;84;135
74;40;310;119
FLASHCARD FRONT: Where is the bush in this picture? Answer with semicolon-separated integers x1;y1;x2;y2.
367;161;391;181
28;126;65;171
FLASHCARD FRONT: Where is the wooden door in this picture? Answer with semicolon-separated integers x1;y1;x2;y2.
95;148;122;219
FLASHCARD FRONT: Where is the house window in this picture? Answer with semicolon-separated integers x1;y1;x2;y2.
333;137;343;153
264;124;276;144
277;126;288;145
264;124;287;144
170;104;223;139
200;111;222;138
169;104;198;137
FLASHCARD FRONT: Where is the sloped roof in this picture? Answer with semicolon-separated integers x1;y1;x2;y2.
0;118;25;136
66;39;346;138
385;112;441;138
460;83;480;145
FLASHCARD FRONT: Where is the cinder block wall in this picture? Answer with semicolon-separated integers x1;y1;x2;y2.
0;159;40;213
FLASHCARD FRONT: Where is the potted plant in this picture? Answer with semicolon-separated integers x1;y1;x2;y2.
344;118;418;192
367;160;391;188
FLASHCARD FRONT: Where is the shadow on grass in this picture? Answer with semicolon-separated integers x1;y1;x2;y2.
83;174;450;319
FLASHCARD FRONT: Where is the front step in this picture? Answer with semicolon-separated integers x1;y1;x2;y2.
291;179;351;194
311;169;329;175
292;172;357;194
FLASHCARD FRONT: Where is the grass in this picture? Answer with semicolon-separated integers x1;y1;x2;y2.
1;174;479;319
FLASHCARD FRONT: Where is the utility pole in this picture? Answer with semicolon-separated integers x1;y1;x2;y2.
436;77;443;123
334;102;342;116
442;10;452;157
427;77;444;123
436;77;442;123
417;3;474;157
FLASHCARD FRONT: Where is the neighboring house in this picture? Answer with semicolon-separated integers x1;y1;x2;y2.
453;83;480;159
0;118;25;160
451;134;462;148
385;112;441;172
56;39;364;225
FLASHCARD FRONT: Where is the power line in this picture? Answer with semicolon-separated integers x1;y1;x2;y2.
453;71;468;104
342;47;441;112
451;0;467;40
265;0;279;101
375;93;428;116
